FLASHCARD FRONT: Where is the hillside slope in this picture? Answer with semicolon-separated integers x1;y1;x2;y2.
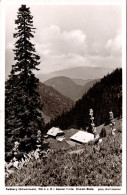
46;68;122;130
5;119;122;186
44;76;100;101
72;78;92;86
38;83;74;123
44;76;82;101
78;78;100;99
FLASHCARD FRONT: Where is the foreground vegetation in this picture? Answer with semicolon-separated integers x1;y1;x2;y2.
6;125;122;186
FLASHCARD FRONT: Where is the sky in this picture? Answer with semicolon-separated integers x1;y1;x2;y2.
5;2;122;77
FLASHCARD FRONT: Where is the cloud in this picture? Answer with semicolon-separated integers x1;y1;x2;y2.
5;4;122;79
6;25;122;77
105;30;122;55
87;55;121;68
37;53;121;74
31;25;122;74
37;25;87;56
34;25;121;74
31;25;88;73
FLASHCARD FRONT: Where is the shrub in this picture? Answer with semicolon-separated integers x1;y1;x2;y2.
100;127;106;138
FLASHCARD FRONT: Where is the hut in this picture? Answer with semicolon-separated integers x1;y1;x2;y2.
47;127;64;138
70;131;94;144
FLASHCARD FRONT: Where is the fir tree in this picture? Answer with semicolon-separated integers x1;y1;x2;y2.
5;5;44;158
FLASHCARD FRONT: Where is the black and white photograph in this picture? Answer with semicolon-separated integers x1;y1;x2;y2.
0;0;126;194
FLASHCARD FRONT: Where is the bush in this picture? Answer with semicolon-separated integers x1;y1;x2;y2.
100;128;106;138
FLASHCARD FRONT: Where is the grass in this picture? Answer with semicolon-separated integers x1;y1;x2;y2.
5;119;122;186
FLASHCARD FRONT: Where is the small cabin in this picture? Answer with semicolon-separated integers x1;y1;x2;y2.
47;127;64;138
70;131;94;144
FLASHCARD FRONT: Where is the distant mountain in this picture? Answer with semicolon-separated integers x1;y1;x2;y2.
44;76;82;101
72;78;92;86
44;76;100;101
38;83;74;123
36;66;114;83
46;68;122;130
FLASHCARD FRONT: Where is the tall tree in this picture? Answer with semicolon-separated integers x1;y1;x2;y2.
5;5;44;157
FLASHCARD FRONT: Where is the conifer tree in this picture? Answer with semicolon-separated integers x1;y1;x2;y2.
5;5;44;157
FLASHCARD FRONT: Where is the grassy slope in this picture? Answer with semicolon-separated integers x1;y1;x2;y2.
5;119;122;186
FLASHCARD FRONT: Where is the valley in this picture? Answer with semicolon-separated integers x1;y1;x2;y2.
44;76;100;101
38;83;74;123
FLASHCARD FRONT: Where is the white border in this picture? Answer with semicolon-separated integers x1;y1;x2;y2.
1;0;126;5
0;0;126;194
122;0;126;193
0;0;5;194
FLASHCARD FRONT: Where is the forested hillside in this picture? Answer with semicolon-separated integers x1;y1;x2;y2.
44;76;100;101
38;83;74;122
44;76;82;101
45;68;122;131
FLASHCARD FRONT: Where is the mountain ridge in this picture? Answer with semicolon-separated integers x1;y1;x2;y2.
36;66;114;83
44;76;82;101
72;78;92;86
44;76;100;101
